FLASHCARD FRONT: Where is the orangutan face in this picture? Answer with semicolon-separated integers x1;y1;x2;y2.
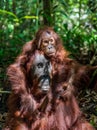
38;31;56;57
32;51;52;92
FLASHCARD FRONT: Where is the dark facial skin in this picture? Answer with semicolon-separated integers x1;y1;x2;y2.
39;32;56;57
32;51;52;92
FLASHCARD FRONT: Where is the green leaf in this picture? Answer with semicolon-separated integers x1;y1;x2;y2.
0;9;19;21
20;15;38;20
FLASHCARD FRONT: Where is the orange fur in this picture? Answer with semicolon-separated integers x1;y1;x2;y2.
3;27;96;130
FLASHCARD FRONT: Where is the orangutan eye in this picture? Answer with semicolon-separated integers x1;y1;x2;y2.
37;63;44;68
44;40;48;43
42;40;48;46
46;62;50;66
50;38;53;42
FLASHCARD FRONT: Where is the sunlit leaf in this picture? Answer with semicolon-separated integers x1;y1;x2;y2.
0;9;19;21
20;15;38;20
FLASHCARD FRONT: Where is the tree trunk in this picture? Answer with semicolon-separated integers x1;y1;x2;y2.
43;0;52;26
12;0;16;14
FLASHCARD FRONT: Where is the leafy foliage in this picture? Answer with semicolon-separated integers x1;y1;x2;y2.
53;0;97;65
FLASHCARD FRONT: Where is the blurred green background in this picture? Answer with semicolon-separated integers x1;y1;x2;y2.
0;0;97;129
